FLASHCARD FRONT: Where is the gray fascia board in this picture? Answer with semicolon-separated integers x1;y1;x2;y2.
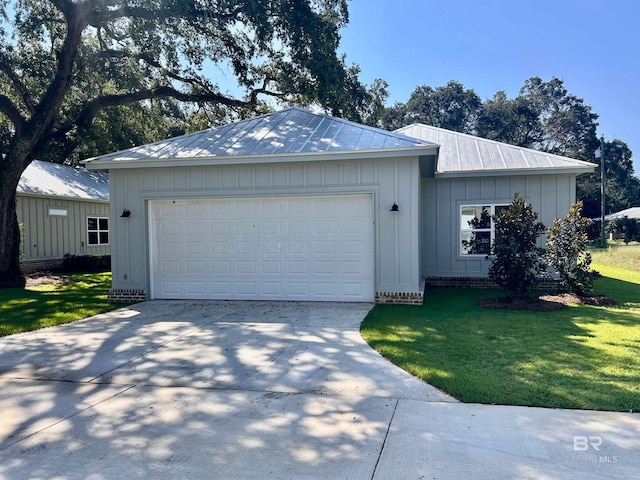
16;192;110;203
434;165;596;179
83;145;439;171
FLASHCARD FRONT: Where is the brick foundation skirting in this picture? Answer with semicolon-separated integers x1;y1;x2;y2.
424;276;561;291
108;288;146;303
375;279;425;305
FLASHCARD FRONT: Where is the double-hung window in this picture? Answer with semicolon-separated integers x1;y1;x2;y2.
87;217;109;245
460;204;508;256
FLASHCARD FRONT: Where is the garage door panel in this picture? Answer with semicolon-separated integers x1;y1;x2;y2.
149;194;374;302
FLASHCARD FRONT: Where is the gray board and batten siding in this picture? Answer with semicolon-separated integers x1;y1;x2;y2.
397;124;595;280
16;160;110;272
107;155;425;301
420;174;576;279
85;108;594;303
86;108;439;303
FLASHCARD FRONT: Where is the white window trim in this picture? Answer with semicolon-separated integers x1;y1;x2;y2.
48;207;68;217
459;204;508;257
87;216;109;246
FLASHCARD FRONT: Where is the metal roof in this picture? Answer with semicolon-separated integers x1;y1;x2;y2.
396;124;597;177
17;160;109;201
605;207;640;221
84;107;438;169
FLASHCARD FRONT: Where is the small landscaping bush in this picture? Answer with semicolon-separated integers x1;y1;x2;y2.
487;193;546;297
61;254;111;273
546;201;596;295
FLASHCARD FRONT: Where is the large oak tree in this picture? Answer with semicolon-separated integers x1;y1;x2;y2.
0;0;355;287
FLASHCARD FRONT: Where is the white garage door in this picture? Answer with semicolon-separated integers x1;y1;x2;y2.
148;194;374;302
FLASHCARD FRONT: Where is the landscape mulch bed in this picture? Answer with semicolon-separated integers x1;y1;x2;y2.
478;293;617;311
25;272;72;287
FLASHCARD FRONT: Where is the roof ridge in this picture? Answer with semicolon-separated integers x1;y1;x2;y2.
300;108;432;146
398;123;595;165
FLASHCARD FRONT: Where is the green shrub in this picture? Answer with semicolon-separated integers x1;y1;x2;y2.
487;193;547;298
546;202;596;295
61;254;111;273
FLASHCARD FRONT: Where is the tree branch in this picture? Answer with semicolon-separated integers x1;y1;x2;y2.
27;2;88;137
40;86;255;149
86;2;244;26
98;49;213;90
0;94;26;133
0;55;37;116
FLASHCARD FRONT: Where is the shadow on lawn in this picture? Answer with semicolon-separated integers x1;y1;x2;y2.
0;273;124;335
361;278;640;412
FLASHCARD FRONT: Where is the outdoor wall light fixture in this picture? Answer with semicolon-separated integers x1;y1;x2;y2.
120;209;131;218
390;202;399;212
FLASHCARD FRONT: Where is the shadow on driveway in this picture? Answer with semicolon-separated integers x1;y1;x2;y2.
1;301;638;480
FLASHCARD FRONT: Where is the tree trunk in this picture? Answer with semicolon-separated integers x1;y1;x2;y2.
0;163;27;288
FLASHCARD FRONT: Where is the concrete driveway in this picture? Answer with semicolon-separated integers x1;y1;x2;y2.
0;301;638;479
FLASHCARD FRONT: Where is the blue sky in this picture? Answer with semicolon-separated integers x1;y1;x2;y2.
338;0;639;169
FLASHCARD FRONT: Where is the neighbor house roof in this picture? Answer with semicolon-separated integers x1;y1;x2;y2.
84;107;438;170
605;207;640;221
18;160;109;201
396;124;596;177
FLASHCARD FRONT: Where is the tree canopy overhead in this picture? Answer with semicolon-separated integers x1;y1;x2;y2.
0;0;360;287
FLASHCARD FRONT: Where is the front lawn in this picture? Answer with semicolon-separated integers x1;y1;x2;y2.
361;266;640;412
0;272;126;336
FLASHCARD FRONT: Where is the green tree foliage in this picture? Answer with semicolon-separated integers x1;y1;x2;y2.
577;139;640;219
381;80;482;132
488;193;547;298
318;61;389;127
546;202;596;295
608;217;640;245
0;0;361;287
386;76;638;221
477;77;600;159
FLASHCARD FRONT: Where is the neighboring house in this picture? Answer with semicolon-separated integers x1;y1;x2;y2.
16;160;110;273
605;207;640;221
83;107;595;304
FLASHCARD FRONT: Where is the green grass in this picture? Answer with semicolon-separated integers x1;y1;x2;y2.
0;272;126;336
590;243;640;272
361;260;640;412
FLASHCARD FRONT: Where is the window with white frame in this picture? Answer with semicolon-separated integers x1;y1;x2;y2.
460;204;509;256
87;217;109;245
48;207;68;217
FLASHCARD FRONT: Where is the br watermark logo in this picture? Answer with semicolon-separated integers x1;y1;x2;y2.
558;435;619;464
573;435;603;452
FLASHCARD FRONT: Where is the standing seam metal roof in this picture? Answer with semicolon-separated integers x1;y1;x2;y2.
17;160;109;201
84;107;436;164
396;124;596;174
605;207;640;220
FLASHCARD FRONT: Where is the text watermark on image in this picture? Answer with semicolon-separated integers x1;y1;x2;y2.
558;436;619;464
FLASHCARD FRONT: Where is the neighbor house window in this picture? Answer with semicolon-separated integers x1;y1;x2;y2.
460;204;508;255
48;207;68;217
87;217;109;245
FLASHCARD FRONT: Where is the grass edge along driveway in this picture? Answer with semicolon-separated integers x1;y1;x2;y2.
361;264;640;412
0;272;127;336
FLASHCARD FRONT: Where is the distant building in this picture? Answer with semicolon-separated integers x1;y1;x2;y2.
16;160;110;273
605;207;640;221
